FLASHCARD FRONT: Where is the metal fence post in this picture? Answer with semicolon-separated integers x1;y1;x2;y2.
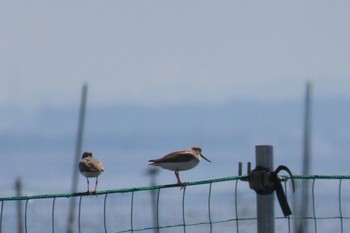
256;145;275;233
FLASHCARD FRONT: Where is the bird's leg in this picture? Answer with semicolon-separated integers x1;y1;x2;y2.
175;170;181;184
92;177;99;195
86;178;91;194
86;178;90;193
175;170;186;189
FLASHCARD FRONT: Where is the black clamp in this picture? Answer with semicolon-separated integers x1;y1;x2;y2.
250;165;295;217
239;163;295;217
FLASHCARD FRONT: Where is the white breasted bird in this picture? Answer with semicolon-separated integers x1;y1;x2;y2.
148;146;211;187
79;151;104;194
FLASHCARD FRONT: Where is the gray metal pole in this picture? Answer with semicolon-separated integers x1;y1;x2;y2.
300;82;312;233
256;145;275;233
15;178;23;233
67;83;88;233
147;167;160;233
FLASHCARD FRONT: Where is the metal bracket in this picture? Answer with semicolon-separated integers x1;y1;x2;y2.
249;166;276;195
238;162;251;181
238;162;295;217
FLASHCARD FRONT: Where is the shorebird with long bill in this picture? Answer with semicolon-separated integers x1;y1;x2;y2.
79;151;104;194
148;146;211;188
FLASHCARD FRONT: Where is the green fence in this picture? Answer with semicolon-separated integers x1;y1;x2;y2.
1;175;350;233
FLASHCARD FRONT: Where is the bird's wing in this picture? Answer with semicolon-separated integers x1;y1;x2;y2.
149;150;194;163
79;158;104;172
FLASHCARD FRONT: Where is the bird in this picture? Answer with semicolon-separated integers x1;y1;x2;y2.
148;146;211;188
79;151;104;194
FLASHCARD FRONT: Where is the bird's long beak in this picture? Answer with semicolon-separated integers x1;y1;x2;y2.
201;154;211;162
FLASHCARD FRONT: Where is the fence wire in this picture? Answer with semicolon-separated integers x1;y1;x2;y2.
1;175;350;233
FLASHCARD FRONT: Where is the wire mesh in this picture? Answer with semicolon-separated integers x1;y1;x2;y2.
1;175;350;233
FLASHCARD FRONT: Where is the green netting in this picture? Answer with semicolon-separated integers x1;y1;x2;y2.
0;176;245;202
1;175;350;233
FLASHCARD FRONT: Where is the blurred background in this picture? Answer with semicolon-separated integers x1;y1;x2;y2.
0;0;349;200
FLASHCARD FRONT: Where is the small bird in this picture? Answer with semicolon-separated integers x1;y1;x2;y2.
79;151;104;194
148;146;211;187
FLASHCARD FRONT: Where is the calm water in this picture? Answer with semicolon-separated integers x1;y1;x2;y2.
1;100;350;232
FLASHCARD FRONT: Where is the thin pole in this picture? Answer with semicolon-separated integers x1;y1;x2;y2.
147;167;160;233
300;82;313;233
256;145;275;233
15;178;23;233
66;84;88;233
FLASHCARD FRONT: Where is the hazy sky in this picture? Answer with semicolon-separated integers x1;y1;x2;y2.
1;1;349;108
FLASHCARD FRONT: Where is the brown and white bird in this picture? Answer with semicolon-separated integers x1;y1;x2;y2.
79;151;104;194
148;146;211;187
